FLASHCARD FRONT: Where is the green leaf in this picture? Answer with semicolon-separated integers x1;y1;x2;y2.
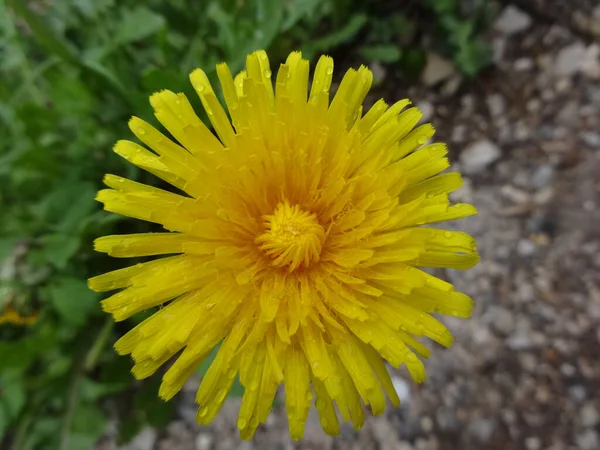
359;44;402;63
68;403;107;450
254;0;285;49
142;68;188;94
0;375;26;419
282;0;321;31
39;234;80;270
6;0;78;64
0;237;20;261
303;14;367;58
47;277;100;327
455;39;492;77
117;6;166;45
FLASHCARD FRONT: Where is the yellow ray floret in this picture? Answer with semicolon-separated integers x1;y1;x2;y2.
89;50;479;440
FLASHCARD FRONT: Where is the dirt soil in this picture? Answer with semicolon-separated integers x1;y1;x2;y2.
99;3;600;450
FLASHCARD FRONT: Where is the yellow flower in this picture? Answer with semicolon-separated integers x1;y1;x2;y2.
89;50;478;440
0;305;38;326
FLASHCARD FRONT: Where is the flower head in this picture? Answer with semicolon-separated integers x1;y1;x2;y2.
89;50;478;440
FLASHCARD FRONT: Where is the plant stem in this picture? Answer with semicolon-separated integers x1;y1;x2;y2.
59;318;113;450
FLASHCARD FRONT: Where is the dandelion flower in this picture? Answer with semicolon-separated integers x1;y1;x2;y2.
89;50;478;440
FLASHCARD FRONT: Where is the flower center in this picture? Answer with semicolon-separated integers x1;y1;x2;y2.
256;202;325;271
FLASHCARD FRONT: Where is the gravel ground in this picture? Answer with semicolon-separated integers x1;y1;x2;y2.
100;3;600;450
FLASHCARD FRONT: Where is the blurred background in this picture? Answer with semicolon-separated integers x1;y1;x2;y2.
1;0;599;449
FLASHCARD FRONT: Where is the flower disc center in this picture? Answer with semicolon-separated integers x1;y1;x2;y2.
255;202;325;271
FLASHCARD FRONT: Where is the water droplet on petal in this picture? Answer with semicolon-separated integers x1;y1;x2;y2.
198;406;209;418
195;84;205;92
137;128;146;135
417;135;428;145
326;66;334;75
216;388;228;403
444;231;452;238
263;69;272;79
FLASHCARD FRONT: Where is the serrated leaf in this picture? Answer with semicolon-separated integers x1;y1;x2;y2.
303;14;367;59
0;375;26;419
47;277;100;326
117;6;166;44
39;234;80;270
68;403;107;450
359;44;402;63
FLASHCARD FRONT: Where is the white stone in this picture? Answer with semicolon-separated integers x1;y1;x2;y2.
554;42;587;77
369;61;387;84
581;404;600;428
577;430;599;450
460;139;502;174
531;164;555;189
514;57;534;71
195;433;213;450
121;428;157;450
421;53;456;86
492;37;507;63
582;131;600;148
392;375;411;405
417;100;434;123
525;436;541;450
441;75;462;96
517;239;536;257
494;6;532;35
486;93;506;117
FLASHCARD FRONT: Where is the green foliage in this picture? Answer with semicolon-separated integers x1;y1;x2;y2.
0;0;495;447
423;0;497;77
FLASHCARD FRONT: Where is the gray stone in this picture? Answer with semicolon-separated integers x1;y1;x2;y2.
417;101;434;123
120;428;157;450
517;239;537;257
489;306;515;335
397;442;414;450
195;434;213;450
569;385;587;403
494;6;532;35
469;418;495;442
492;37;507;63
421;53;456;86
370;61;387;84
577;430;599;450
392;375;412;405
435;407;461;432
514;57;534;71
580;403;600;428
460;139;502;174
554;42;587;77
582;44;600;79
506;332;533;350
371;417;401;450
531;164;556;189
441;75;462;96
486;93;506;117
525;436;541;450
582;132;600;148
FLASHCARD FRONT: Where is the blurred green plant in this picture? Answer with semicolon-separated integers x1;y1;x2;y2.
422;0;497;77
0;0;495;448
